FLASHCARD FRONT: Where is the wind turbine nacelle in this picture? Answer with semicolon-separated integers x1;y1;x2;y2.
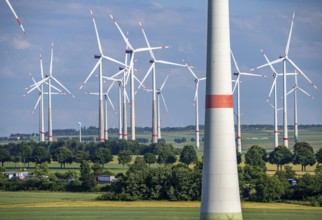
233;72;239;76
94;55;101;59
149;59;155;64
125;49;133;54
279;56;284;59
119;67;124;70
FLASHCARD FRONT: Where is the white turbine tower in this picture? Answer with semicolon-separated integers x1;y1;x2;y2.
138;22;186;144
250;12;318;148
183;61;206;150
231;51;265;153
200;0;242;219
80;10;126;142
144;75;170;140
109;14;169;141
86;77;117;141
5;0;27;37
287;69;313;143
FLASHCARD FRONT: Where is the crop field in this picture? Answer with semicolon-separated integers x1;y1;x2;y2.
0;192;322;220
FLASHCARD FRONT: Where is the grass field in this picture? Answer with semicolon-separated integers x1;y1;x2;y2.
0;192;322;220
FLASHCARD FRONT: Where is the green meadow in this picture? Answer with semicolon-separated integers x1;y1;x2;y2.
0;191;322;220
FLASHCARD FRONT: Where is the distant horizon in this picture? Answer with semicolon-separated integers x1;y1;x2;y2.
2;123;321;137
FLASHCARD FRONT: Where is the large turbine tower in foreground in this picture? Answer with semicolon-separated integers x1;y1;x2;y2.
200;0;242;219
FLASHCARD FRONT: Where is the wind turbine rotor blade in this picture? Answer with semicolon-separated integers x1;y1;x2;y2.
286;87;296;96
5;0;27;37
24;78;49;95
46;82;64;94
50;42;54;76
240;72;265;77
287;58;318;90
80;58;101;89
133;74;146;90
90;10;103;55
186;66;198;79
32;96;41;114
134;46;169;53
139;21;155;60
160;93;168;112
298;87;312;98
40;52;44;79
138;63;154;90
107;80;116;93
110;68;126;79
124;90;130;104
285;12;295;56
102;55;127;67
109;13;133;51
107;95;116;111
29;73;41;92
156;59;186;67
194;82;199;102
267;78;277;102
260;49;279;75
51;77;74;97
232;77;239;94
250;57;284;72
230;50;241;73
160;75;170;91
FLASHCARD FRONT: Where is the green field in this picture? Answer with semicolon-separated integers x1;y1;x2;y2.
0;192;322;220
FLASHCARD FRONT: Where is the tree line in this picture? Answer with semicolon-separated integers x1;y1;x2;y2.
1;140;322;206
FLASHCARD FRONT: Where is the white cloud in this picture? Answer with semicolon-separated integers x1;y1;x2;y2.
11;37;30;49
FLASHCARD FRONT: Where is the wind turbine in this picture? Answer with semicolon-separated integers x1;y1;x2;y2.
80;10;126;142
231;51;265;153
138;22;186;144
28;64;63;142
287;69;313;143
182;61;206;150
5;0;27;37
25;43;74;142
250;12;318;148
109;13;169;142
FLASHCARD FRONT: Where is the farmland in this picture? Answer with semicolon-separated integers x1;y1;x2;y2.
0;191;322;220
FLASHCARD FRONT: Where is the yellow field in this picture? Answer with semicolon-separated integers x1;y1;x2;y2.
1;200;322;211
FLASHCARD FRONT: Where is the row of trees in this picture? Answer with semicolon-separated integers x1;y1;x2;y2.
0;140;200;169
241;142;322;171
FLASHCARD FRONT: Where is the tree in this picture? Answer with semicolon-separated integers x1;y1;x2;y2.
236;151;242;165
179;145;197;165
31;146;51;164
269;145;293;171
157;150;176;165
118;150;132;167
80;160;96;191
0;147;11;167
292;142;316;171
19;144;32;167
74;151;89;163
315;147;322;165
245;145;267;169
90;148;113;167
144;153;156;167
33;162;49;178
52;147;74;168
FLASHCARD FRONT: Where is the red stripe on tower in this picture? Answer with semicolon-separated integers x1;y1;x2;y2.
206;95;233;108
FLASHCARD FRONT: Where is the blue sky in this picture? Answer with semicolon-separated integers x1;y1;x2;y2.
0;0;321;136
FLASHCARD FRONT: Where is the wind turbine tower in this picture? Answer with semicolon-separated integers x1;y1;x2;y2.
200;0;242;219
